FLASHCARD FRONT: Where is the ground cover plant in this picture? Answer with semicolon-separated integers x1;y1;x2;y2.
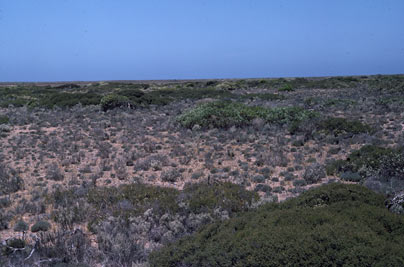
1;74;404;266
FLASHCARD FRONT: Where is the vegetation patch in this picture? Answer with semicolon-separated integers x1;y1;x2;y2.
177;101;316;129
150;183;404;267
316;117;373;135
88;184;180;218
36;92;102;108
182;182;259;215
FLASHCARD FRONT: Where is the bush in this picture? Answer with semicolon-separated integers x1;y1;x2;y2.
150;184;404;267
0;115;9;124
13;220;28;232
182;182;259;215
0;164;24;196
317;117;373;135
177;101;316;129
31;220;51;232
88;184;180;218
100;94;131;112
303;163;326;184
278;83;294;92
340;171;362;182
36;92;102;108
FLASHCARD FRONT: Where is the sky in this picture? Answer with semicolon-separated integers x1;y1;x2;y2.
0;0;403;82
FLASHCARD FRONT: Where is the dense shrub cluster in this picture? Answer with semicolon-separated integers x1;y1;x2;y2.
37;92;102;108
150;183;404;267
177;101;316;129
326;145;404;194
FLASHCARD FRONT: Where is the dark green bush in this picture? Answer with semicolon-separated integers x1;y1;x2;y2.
317;117;373;135
340;171;362;182
37;92;102;108
177;101;316;129
13;220;28;232
150;184;404;267
31;220;51;232
100;94;131;111
0;115;9;124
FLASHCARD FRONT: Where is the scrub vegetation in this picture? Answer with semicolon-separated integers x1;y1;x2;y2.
1;74;404;266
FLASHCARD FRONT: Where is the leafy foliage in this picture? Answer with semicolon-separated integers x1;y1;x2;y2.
150;184;404;267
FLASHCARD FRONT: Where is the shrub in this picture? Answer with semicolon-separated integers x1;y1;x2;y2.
0;164;24;196
0;115;9;124
317;117;373;135
177;101;316;129
150;184;404;267
36;92;102;108
340;171;362;182
100;94;131;112
88;184;180;218
31;220;51;232
13;220;28;233
303;163;326;184
278;83;294;92
183;182;259;215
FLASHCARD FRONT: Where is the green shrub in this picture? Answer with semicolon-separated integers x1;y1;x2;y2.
36;92;102;108
31;220;51;232
0;115;9;124
13;220;28;232
100;94;131;111
326;145;404;189
340;171;362;182
317;117;373;135
150;184;404;267
177;101;316;129
183;182;259;215
278;83;294;92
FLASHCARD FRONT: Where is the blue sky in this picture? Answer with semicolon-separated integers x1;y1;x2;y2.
0;0;403;82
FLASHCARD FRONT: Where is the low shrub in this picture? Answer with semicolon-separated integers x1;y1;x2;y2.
182;182;259;215
317;117;373;135
0;164;24;196
100;94;131;111
150;184;404;267
31;220;51;232
278;83;294;92
177;101;316;129
36;92;102;108
0;115;9;124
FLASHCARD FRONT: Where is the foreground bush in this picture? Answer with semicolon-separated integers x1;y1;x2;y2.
150;183;404;266
177;101;315;129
